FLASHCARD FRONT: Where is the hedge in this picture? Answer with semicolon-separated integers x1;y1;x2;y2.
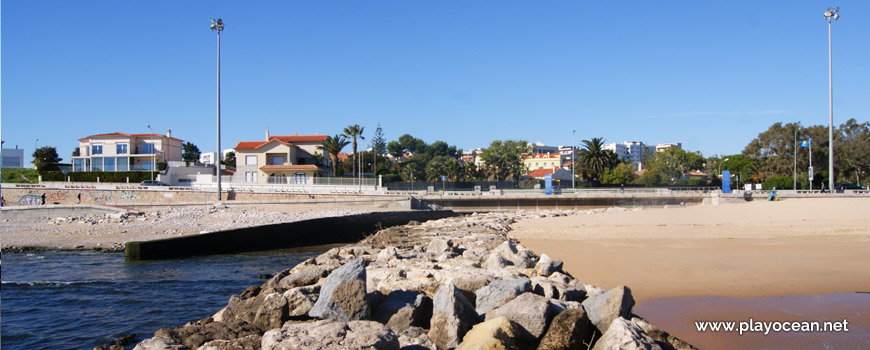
762;175;794;190
40;171;157;183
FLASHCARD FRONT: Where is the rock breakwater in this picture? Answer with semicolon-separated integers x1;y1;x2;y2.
115;210;696;350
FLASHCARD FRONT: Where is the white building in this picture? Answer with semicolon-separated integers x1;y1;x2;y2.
603;141;648;166
528;142;559;154
655;143;682;152
71;130;184;172
199;149;235;165
1;142;25;168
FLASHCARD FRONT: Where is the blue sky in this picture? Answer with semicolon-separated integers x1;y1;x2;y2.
3;1;868;165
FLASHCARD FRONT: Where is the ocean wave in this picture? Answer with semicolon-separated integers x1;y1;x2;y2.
1;280;116;287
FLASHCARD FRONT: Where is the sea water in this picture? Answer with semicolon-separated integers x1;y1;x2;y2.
1;248;325;350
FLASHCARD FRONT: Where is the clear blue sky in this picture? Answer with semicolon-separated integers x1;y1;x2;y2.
3;1;868;165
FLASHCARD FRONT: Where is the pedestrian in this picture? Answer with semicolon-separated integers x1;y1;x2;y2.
821;183;826;193
1;196;6;207
41;193;47;205
77;192;82;204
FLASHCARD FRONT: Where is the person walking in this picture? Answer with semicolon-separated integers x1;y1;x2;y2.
77;192;82;204
41;193;47;205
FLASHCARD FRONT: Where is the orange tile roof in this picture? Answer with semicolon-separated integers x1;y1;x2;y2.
259;165;320;171
523;152;560;160
526;168;555;178
234;139;296;150
270;135;328;143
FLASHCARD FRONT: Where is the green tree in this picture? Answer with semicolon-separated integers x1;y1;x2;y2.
317;134;350;177
600;162;636;185
369;124;387;175
72;147;80;157
32;146;62;173
222;151;236;169
342;124;365;176
835;118;870;184
641;148;705;186
576;137;617;183
480;140;529;181
182;142;201;165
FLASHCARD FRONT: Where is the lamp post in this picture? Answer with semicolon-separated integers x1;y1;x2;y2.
210;18;224;201
794;126;799;190
147;124;155;181
824;7;839;194
571;130;576;190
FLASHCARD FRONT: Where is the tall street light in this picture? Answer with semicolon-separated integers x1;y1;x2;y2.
824;7;839;193
210;18;224;201
571;130;576;190
794;125;799;190
147;124;155;181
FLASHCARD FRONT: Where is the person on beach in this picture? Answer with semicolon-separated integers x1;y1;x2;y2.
41;193;47;205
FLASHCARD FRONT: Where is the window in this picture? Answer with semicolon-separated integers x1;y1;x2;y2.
142;143;155;154
73;159;85;172
117;143;128;154
91;157;104;171
292;172;307;184
3;157;21;167
117;157;128;171
143;160;154;171
92;144;103;155
268;174;287;184
104;157;115;172
246;155;257;166
245;171;259;183
270;156;285;165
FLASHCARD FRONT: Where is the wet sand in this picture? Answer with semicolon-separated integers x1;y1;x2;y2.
509;198;870;349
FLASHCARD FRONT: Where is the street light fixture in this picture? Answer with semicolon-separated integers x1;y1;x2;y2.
147;124;155;181
824;7;839;194
210;18;224;201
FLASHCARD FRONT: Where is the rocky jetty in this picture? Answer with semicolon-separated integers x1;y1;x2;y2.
115;210;696;350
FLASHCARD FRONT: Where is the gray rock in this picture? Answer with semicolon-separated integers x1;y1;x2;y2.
132;336;186;350
283;285;320;317
253;292;289;331
398;326;436;350
535;254;563;277
154;318;260;350
427;238;453;254
475;278;532;315
374;290;433;332
456;316;522;350
592;318;662;350
278;266;326;289
486;292;559;342
483;252;512;270
537;308;595;350
428;283;481;349
309;257;372;321
581;286;634;334
630;317;699;350
261;320;399;350
377;246;400;262
531;277;586;302
196;334;261;350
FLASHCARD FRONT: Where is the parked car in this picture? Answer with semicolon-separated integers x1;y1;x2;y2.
837;183;863;191
140;180;170;186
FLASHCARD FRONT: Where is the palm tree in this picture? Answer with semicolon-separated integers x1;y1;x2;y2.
317;134;350;177
342;124;365;177
578;137;616;182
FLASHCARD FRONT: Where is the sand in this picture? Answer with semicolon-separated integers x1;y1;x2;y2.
509;198;870;349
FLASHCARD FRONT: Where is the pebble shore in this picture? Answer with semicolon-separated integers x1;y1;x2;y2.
111;209;695;350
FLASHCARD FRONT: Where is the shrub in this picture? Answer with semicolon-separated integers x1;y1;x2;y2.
762;175;793;190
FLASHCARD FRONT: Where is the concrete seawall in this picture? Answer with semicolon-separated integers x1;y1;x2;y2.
125;210;457;261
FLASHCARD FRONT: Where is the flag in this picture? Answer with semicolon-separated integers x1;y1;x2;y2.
799;140;810;148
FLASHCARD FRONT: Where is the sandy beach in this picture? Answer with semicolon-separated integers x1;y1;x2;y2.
509;197;870;348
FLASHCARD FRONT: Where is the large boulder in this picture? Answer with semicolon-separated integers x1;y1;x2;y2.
485;292;559;342
427;238;454;254
196;334;261;350
475;278;532;315
278;266;327;289
534;254;563;277
630;317;698;350
308;257;373;321
592;318;662;350
253;293;289;331
132;336;186;350
429;283;481;349
373;290;433;332
530;277;586;302
261;320;399;350
154;319;261;350
581;286;634;334
536;308;595;350
283;285;320;317
398;326;437;350
456;316;522;350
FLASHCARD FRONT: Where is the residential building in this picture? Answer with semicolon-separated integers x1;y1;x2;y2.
71;130;183;172
525;167;574;181
603;141;648;166
1;141;25;168
523;152;561;171
461;147;485;169
655;143;682;152
527;142;559;154
231;131;329;184
199;149;235;165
